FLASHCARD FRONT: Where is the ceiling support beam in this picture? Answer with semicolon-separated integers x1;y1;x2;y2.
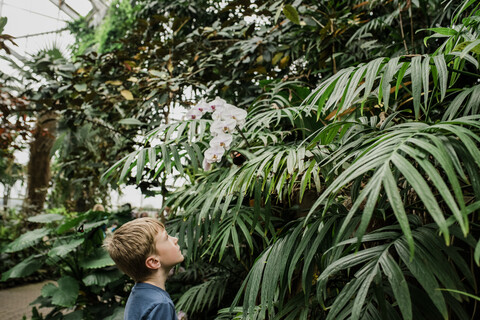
48;0;80;20
87;0;109;26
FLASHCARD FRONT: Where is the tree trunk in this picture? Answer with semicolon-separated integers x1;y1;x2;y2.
24;111;57;215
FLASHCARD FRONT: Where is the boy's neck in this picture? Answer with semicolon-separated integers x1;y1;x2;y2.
142;267;170;290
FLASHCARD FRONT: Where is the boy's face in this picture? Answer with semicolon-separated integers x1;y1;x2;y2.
154;229;184;268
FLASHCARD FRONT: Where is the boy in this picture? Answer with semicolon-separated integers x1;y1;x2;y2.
105;217;184;320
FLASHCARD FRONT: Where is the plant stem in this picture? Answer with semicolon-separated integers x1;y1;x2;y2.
236;125;250;147
446;66;480;79
398;9;409;54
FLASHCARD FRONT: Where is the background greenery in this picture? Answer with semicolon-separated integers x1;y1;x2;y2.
1;0;480;319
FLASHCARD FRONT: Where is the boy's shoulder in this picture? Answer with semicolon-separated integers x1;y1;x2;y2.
125;283;176;320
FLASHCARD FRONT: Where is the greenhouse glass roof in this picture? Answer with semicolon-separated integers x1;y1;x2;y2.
0;0;107;61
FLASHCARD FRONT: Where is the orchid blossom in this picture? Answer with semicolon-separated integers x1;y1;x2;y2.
210;119;236;135
209;133;233;149
195;99;209;115
204;146;225;163
208;96;227;112
186;108;202;120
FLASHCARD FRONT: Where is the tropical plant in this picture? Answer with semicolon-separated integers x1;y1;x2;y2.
67;0;139;57
108;0;480;319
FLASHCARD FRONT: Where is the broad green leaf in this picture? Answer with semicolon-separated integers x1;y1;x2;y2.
83;219;108;232
395;62;410;99
426;27;458;36
283;5;300;25
160;144;172;175
136;149;146;184
43;276;79;307
28;213;64;223
148;147;157;170
119;153;135;183
56;215;84;234
402;140;467;234
82;269;123;286
355;171;382;241
411;56;422;119
391;153;449;243
80;248;115;269
3;228;50;253
422;56;430;107
324;278;363;320
383;167;414;256
362;58;385;106
318;246;386;286
352;262;378;320
341;64;367;110
245;248;270;316
48;238;85;258
1;256;42;281
381;57;400;110
380;253;412;320
74;83;87;92
433;55;448;101
286;151;295;174
395;240;448;319
118;118;145;125
0;17;7;33
41;282;58;297
459;39;480;58
171;145;184;175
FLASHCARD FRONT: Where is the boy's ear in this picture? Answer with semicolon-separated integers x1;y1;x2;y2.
145;255;161;270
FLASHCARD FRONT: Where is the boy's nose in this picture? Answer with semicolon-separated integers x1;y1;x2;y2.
173;237;178;244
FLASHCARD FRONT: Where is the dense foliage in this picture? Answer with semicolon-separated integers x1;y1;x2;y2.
108;0;480;319
1;0;480;319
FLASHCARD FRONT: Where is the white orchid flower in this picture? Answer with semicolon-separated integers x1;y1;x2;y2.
209;133;233;149
222;106;247;127
211;103;235;121
210;119;236;135
204;146;225;163
186;108;202;120
211;109;224;122
195;99;209;115
208;96;227;112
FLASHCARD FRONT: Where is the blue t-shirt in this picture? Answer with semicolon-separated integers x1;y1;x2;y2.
124;282;177;320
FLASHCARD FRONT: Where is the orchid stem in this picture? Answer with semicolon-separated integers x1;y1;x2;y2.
236;125;250;148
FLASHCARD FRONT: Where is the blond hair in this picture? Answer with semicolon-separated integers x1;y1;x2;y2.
104;217;164;282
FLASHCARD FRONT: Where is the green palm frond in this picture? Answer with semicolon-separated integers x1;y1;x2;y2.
302;50;479;121
246;80;309;134
317;222;474;320
308;116;480;253
232;212;344;319
176;276;228;314
102;119;211;183
347;8;402;46
235;214;475;320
